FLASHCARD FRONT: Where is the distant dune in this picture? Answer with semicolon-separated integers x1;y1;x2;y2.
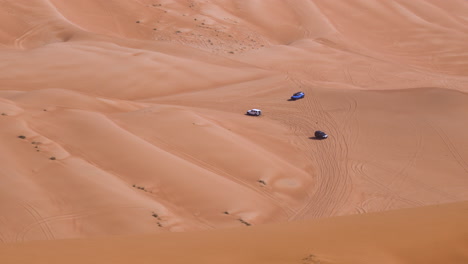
0;0;467;262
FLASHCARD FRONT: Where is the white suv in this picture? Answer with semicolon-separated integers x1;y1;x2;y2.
246;109;262;116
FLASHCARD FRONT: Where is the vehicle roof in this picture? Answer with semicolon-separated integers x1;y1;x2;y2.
250;109;261;111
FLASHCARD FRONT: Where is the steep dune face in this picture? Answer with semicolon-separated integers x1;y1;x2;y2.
0;0;467;243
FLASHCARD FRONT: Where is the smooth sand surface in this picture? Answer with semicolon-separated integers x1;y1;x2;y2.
0;0;467;262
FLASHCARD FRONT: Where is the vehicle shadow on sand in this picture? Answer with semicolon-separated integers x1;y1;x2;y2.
308;137;325;140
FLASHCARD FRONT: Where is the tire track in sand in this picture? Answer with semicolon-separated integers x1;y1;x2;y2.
16;206;151;242
427;121;468;174
352;119;461;209
109;117;298;218
103;114;299;221
15;201;55;242
284;77;353;219
13;24;43;49
0;217;7;243
350;161;424;213
385;120;424;189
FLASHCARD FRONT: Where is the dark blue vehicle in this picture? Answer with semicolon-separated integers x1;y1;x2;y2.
291;91;305;100
314;131;328;139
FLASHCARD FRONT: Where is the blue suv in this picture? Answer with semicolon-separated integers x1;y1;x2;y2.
314;131;328;139
291;91;305;100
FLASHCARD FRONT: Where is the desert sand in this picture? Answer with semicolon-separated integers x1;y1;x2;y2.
2;201;468;264
0;0;468;262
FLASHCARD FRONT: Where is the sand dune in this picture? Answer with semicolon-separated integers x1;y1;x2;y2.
1;201;468;264
0;0;467;262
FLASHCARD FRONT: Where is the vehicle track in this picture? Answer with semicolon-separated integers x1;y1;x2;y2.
15;201;55;242
340;95;359;147
284;77;353;219
16;206;151;242
109;116;298;218
30;113;234;230
351;161;424;209
386;120;424;188
343;66;357;87
367;62;380;84
427;120;468;174
0;217;7;243
352;141;460;206
13;24;43;49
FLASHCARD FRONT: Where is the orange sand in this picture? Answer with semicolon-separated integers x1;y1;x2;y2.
2;201;468;264
0;0;467;262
